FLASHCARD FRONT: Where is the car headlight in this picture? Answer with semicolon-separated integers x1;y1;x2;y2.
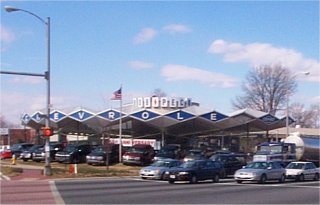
179;171;189;175
165;171;170;175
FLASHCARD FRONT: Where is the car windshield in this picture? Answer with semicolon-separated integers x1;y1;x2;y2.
286;163;305;169
29;145;42;152
150;160;172;167
186;150;202;156
127;147;145;154
92;147;106;154
179;161;198;168
259;145;282;153
245;162;270;169
157;149;175;155
65;145;77;152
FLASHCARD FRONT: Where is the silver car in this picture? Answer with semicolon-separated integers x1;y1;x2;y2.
234;161;286;184
139;159;182;180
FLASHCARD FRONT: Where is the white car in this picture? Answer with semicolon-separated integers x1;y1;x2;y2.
285;162;319;181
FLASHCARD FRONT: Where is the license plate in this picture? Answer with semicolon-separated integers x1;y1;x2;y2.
170;175;176;179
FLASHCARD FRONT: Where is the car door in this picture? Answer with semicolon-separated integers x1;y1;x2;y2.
266;162;278;179
305;163;316;180
271;162;284;179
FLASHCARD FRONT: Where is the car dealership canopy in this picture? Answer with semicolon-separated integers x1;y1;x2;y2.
21;97;293;139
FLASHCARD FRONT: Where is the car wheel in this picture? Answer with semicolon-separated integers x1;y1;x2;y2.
297;174;304;182
220;170;227;179
313;173;319;181
259;174;267;184
213;174;220;183
168;180;174;184
236;180;242;184
279;174;285;183
190;175;198;184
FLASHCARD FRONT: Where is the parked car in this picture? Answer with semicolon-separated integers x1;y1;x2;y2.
166;160;223;184
0;145;10;152
33;143;64;162
153;145;182;161
0;149;12;160
234;161;286;184
140;158;182;180
210;153;247;177
86;144;120;165
10;143;34;158
122;144;155;166
182;149;206;162
285;161;319;181
20;144;43;161
55;144;92;163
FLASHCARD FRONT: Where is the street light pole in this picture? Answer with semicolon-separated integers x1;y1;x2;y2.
4;6;52;176
285;71;310;138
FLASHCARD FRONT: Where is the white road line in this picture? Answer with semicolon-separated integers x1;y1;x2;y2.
49;180;65;205
218;182;320;189
0;172;11;181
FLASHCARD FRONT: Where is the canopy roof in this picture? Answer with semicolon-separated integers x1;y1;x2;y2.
22;104;293;137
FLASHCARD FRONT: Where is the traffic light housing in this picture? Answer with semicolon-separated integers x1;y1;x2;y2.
41;127;53;137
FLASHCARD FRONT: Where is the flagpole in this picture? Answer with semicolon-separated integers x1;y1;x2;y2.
119;86;122;163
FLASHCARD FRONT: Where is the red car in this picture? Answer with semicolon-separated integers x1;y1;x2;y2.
0;149;12;160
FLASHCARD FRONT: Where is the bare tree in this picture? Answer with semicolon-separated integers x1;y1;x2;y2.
232;65;297;115
290;103;320;128
151;88;167;97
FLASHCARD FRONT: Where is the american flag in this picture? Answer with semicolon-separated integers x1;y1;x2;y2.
111;87;122;100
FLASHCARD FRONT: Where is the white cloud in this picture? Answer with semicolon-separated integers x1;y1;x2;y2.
129;61;154;70
163;24;192;34
208;39;320;82
0;91;80;125
161;64;238;88
0;25;15;43
133;28;158;44
9;76;44;85
1;25;15;51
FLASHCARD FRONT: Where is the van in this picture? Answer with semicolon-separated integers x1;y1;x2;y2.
122;144;155;166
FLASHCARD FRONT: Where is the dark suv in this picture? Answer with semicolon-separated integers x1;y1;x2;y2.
153;145;181;161
55;144;92;163
86;144;120;165
10;143;34;158
210;153;247;177
166;160;223;184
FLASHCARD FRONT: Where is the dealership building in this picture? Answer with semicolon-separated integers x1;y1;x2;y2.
21;96;291;153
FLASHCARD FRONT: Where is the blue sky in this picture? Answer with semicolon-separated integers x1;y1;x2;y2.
1;0;319;125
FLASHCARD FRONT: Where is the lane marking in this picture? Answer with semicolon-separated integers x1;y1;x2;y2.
49;180;65;205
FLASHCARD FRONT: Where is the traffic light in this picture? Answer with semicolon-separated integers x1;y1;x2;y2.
41;127;53;137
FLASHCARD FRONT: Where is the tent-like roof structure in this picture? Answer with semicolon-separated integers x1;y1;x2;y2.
22;103;293;138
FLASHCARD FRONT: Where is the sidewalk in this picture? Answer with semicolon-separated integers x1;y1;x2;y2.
0;162;51;181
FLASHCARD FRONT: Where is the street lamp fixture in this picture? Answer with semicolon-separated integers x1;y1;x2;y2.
3;6;52;176
285;71;310;138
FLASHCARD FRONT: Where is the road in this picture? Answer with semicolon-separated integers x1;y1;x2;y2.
54;177;320;204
